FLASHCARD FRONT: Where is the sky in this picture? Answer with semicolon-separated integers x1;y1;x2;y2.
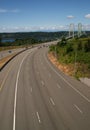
0;0;90;32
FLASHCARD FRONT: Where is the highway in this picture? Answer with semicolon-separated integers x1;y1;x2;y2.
0;44;90;130
0;48;25;60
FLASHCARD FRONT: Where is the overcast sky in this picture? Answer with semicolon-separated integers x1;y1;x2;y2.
0;0;90;32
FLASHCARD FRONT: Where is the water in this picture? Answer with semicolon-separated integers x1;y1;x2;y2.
2;38;15;43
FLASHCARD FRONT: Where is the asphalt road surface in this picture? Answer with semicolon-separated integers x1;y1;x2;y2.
0;48;25;60
0;44;90;130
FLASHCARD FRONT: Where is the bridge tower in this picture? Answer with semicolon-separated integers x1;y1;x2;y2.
78;23;82;37
69;23;75;38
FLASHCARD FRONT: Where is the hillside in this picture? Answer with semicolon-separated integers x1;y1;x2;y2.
0;31;69;47
49;37;90;78
0;31;68;42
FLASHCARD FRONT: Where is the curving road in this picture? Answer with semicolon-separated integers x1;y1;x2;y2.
0;44;90;130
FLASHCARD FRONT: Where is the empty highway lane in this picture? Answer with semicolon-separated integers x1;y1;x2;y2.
0;45;90;130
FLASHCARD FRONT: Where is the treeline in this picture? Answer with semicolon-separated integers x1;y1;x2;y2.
0;31;69;47
0;31;68;41
0;31;90;47
0;31;90;41
0;38;41;47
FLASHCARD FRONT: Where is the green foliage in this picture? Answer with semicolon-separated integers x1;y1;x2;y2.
0;40;1;43
77;40;82;51
0;31;69;43
84;40;90;52
0;37;1;43
49;45;55;52
49;37;90;78
66;43;73;53
0;38;41;47
57;37;67;47
0;31;69;47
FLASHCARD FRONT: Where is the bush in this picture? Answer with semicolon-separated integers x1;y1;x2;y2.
84;41;90;52
77;41;82;51
57;37;67;47
66;43;73;54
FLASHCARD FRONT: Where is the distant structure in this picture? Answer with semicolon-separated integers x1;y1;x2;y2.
69;23;75;38
69;23;86;38
78;23;82;37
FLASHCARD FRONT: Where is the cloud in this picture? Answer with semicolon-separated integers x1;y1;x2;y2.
67;15;75;19
0;25;69;32
83;24;90;30
0;8;20;13
2;24;90;33
85;14;90;19
0;9;7;13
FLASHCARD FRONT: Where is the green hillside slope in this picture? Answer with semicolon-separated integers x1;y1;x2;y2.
49;37;90;78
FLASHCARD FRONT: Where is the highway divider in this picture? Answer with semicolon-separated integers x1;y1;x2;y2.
0;48;30;71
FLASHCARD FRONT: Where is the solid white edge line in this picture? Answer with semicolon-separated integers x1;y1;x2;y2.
44;54;90;103
74;104;83;114
13;52;32;130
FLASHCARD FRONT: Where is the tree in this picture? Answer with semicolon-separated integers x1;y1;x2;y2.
57;37;67;47
0;37;1;43
84;40;90;52
77;40;82;51
0;36;2;47
66;43;73;53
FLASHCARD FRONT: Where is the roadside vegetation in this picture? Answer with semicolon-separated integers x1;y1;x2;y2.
49;36;90;79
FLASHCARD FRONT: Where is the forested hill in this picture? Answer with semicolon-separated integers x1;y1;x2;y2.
0;31;90;41
0;31;68;41
0;31;90;47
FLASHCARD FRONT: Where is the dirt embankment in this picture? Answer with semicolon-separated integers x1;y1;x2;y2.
48;52;75;76
0;53;17;68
